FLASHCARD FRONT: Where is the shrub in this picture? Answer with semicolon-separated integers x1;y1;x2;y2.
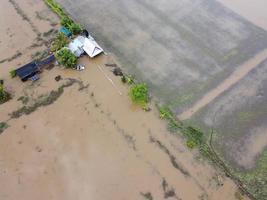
60;17;73;28
69;23;82;35
45;0;82;35
0;84;10;104
9;69;16;78
159;106;180;132
0;122;8;134
51;33;68;52
55;48;77;68
121;76;127;83
129;83;149;107
60;17;81;35
182;126;204;149
44;0;66;18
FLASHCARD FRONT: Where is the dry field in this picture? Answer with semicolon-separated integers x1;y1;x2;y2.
0;1;248;200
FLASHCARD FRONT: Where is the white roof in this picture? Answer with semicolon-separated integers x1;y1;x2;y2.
69;38;84;57
82;38;103;58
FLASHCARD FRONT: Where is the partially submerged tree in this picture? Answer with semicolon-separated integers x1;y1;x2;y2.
55;48;77;68
51;32;68;52
0;83;10;104
9;69;16;78
129;83;149;107
60;16;82;35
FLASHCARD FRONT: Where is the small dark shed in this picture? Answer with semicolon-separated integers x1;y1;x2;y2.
15;62;39;81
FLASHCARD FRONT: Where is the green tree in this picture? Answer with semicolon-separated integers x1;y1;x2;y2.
60;17;74;28
129;83;149;107
51;32;68;52
55;48;77;68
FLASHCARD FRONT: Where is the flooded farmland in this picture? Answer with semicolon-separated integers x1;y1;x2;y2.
1;0;267;199
56;0;267;199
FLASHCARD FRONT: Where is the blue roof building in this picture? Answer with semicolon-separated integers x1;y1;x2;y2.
15;62;39;81
59;26;72;37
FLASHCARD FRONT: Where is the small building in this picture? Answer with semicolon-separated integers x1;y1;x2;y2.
36;55;55;67
68;36;84;57
15;55;55;82
15;62;39;81
59;26;72;37
83;37;103;58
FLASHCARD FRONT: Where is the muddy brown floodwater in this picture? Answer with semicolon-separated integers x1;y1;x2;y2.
0;55;244;200
0;0;249;199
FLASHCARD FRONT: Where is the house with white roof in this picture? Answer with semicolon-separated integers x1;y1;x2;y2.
68;35;103;58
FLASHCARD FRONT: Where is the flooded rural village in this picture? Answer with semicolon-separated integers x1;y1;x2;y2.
0;0;267;200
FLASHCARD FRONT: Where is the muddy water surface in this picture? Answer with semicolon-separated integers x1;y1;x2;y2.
0;55;243;200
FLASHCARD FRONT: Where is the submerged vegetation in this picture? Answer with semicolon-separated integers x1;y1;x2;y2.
0;83;11;104
235;150;267;200
129;83;149;107
55;48;77;68
44;0;82;35
9;69;16;78
51;32;68;52
10;78;86;119
0;122;8;134
60;17;81;35
159;106;180;132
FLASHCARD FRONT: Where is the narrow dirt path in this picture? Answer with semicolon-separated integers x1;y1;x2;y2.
178;49;267;120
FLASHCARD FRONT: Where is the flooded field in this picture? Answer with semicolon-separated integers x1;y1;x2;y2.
56;0;267;199
57;0;267;114
217;0;267;31
0;0;248;200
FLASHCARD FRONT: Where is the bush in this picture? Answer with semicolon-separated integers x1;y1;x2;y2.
45;0;82;35
60;17;81;35
182;126;204;149
44;0;66;18
159;106;180;132
55;48;77;68
60;17;73;28
9;69;16;78
0;84;10;104
51;32;68;52
69;23;82;35
129;83;149;107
